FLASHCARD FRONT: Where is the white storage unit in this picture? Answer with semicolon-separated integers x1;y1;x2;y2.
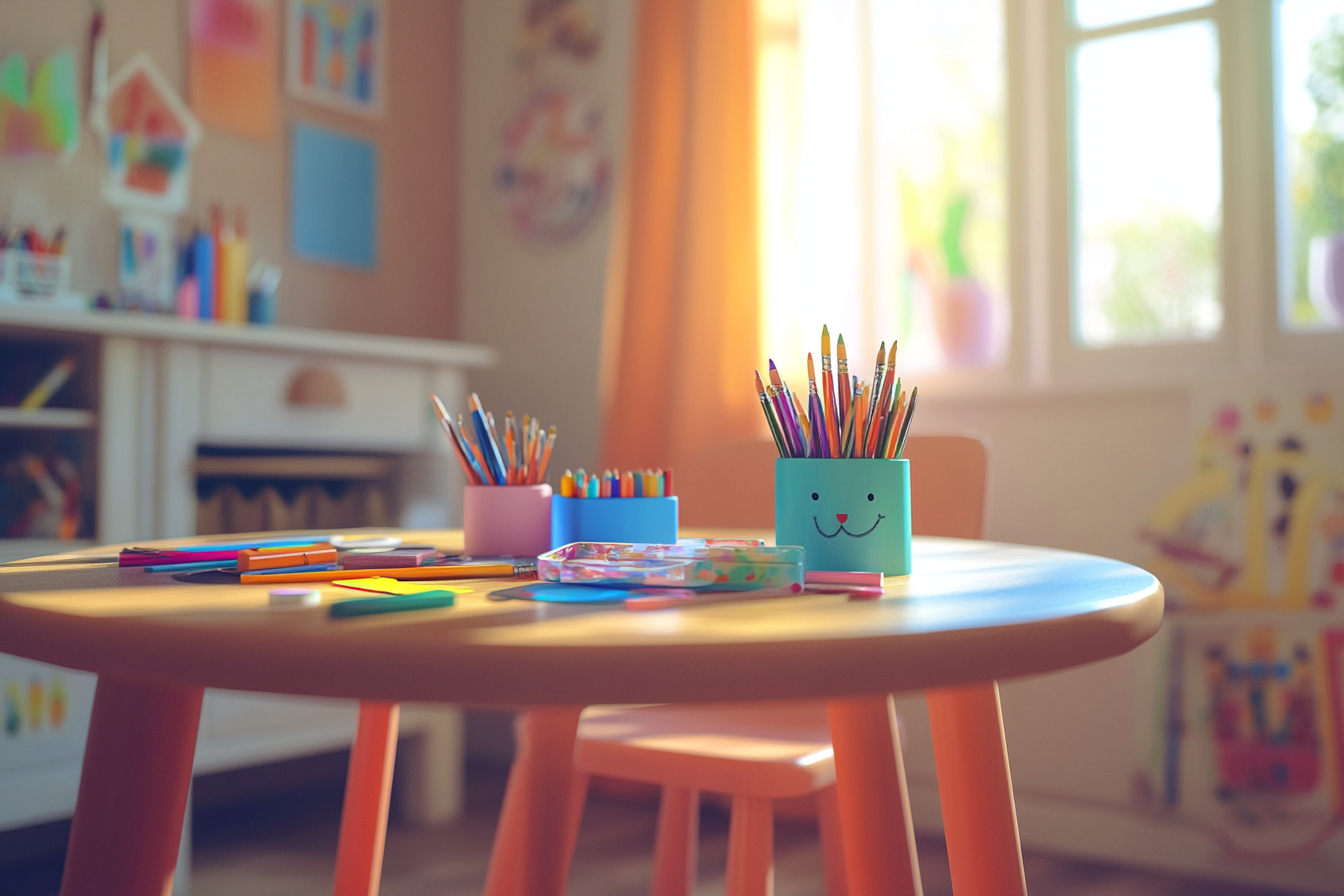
0;305;493;834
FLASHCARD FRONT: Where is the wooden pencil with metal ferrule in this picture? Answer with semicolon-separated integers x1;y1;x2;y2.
893;386;919;459
883;389;908;458
756;370;789;457
791;388;811;456
836;334;851;434
537;425;557;483
876;378;902;458
768;383;799;457
839;382;862;457
806;353;830;458
768;362;802;457
821;326;840;457
860;342;886;457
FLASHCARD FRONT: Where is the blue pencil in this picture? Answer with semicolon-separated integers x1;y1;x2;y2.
145;559;239;573
469;394;509;485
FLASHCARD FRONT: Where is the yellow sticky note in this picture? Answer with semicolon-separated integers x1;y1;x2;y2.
333;577;473;596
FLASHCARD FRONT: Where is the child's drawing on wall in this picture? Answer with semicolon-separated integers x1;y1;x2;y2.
1142;381;1344;611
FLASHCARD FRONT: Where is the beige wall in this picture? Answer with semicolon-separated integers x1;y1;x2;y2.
0;0;460;339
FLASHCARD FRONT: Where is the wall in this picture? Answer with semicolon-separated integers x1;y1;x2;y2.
0;0;460;340
458;0;635;478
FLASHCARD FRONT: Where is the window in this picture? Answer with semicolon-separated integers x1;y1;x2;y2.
756;0;1344;394
757;0;1009;384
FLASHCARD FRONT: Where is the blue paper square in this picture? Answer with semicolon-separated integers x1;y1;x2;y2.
290;123;377;269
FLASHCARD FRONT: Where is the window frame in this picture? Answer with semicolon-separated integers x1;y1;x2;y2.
934;0;1344;400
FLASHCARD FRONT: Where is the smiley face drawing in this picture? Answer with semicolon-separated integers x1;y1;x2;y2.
774;458;912;575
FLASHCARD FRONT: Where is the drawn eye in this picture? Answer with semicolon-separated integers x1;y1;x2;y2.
811;492;819;501
867;493;875;501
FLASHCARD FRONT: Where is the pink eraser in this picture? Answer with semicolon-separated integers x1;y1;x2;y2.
805;570;883;587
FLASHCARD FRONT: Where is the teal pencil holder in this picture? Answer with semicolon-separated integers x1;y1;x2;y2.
774;458;912;576
550;496;679;549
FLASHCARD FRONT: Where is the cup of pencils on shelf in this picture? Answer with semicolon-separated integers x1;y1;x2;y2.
759;327;916;576
431;393;556;558
550;468;678;548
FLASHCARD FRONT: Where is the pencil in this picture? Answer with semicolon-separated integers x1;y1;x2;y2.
537;425;557;483
767;362;801;457
430;395;484;485
861;342;886;457
893;385;919;459
791;388;811;455
806;353;830;458
242;563;520;585
458;414;496;484
468;394;508;485
821;326;840;458
504;412;517;484
756;369;788;457
839;382;862;457
877;379;902;458
836;335;851;432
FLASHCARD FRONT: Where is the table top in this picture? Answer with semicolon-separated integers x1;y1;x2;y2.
0;530;1163;706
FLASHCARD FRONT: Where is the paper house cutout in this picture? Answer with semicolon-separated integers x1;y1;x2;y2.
91;54;202;213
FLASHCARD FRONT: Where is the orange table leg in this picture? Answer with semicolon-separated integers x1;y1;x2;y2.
482;706;584;896
60;676;203;896
334;701;400;896
827;695;922;896
925;682;1027;896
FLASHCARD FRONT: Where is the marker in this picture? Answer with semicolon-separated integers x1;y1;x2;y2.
329;590;457;618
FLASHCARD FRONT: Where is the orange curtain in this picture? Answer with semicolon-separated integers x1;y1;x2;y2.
598;0;761;474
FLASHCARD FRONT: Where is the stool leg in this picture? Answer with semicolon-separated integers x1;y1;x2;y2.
60;676;203;896
816;785;848;896
925;682;1026;896
334;701;400;896
482;706;584;896
724;795;773;896
827;695;922;896
651;785;699;896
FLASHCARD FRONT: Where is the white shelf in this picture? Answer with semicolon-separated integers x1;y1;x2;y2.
0;407;96;429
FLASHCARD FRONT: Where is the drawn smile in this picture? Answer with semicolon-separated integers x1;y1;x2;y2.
813;515;885;539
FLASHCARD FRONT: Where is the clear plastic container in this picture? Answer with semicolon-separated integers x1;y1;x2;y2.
538;540;804;591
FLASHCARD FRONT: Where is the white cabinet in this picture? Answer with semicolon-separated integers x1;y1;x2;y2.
0;306;493;833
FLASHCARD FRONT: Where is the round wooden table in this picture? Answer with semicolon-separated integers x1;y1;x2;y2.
0;531;1162;896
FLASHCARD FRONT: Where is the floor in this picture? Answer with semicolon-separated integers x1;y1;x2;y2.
0;756;1307;896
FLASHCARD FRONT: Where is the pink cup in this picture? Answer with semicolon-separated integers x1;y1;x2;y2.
463;485;553;557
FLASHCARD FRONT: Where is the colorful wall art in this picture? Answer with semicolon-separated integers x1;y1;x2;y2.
90;55;202;213
495;86;610;243
285;0;385;117
189;0;280;139
1142;381;1344;612
0;49;79;161
290;122;377;269
1136;379;1344;860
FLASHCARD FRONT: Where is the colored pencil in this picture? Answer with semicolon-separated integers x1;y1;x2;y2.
537;426;557;483
836;335;851;431
861;342;886;457
241;563;521;585
458;414;496;485
756;369;788;457
821;326;840;458
791;388;811;455
767;362;800;457
877;380;903;458
806;353;830;459
431;395;486;485
504;412;517;484
893;386;919;459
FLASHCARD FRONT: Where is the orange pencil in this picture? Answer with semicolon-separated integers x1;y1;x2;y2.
821;326;840;457
537;426;557;483
836;335;851;434
860;342;886;456
504;412;516;484
883;390;908;458
241;563;519;585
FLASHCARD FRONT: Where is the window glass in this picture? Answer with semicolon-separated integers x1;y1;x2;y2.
757;0;1007;377
1072;0;1214;31
1279;0;1344;331
1072;21;1223;347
